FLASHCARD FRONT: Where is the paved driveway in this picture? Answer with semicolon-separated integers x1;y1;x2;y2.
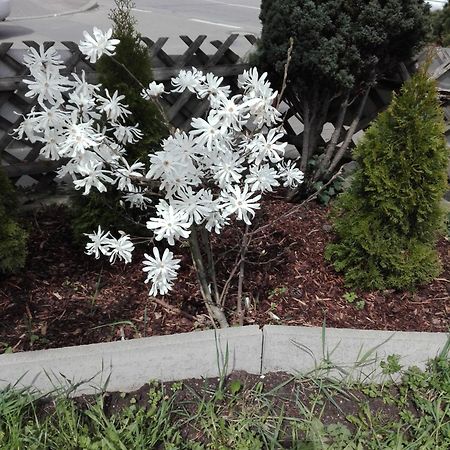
1;0;261;55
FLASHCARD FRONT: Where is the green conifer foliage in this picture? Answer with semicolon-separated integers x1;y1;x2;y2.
71;0;166;241
0;168;27;273
257;0;429;185
325;69;448;290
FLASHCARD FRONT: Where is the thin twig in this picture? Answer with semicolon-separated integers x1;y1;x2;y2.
219;254;243;307
276;37;294;110
151;296;196;321
108;55;175;132
250;167;344;238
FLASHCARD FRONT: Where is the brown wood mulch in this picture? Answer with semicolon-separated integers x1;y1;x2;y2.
0;200;448;354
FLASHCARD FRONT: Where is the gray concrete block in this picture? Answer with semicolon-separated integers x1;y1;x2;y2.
262;326;449;381
0;326;262;395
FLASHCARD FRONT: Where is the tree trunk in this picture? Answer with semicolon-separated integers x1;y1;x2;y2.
325;88;370;179
313;92;350;182
189;227;229;328
300;100;311;173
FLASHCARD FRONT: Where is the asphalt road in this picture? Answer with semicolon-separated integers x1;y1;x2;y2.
0;0;261;55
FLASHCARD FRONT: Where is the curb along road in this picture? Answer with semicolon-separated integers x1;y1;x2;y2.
7;0;98;22
0;325;448;395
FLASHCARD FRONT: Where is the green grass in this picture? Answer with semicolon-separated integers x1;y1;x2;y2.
1;347;449;449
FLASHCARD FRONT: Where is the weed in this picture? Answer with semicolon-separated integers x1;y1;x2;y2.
268;286;288;299
343;291;365;310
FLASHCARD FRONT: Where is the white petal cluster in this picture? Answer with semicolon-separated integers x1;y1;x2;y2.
16;33;305;299
79;27;120;63
85;227;134;263
143;248;181;296
141;81;165;99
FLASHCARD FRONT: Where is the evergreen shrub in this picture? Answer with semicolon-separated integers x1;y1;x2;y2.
0;168;27;273
325;68;449;290
71;0;167;242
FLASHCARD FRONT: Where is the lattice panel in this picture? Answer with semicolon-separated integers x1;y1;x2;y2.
0;35;257;190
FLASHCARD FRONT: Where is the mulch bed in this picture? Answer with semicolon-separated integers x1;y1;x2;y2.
0;199;448;354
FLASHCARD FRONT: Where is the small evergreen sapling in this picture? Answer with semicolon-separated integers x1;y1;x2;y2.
326;68;448;290
0;168;27;273
71;0;167;241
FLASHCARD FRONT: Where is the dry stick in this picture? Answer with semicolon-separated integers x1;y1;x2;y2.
276;37;294;110
151;297;196;321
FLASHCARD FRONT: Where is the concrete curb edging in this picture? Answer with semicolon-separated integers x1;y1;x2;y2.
7;1;98;22
262;326;449;380
0;325;448;395
0;326;262;395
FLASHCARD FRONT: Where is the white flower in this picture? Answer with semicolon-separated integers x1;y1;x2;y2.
238;68;269;93
146;149;186;182
31;105;67;132
123;190;152;210
23;44;63;76
60;115;103;158
39;128;64;160
143;247;181;296
73;161;114;195
246;129;286;165
171;187;211;225
97;89;131;122
146;204;191;245
190;114;223;150
141;81;165;99
14;112;40;143
171;68;204;93
85;226;111;259
202;191;229;234
79;27;120;63
221;184;261;225
279;160;304;187
23;70;69;106
164;131;202;162
212;95;249;131
245;164;280;193
116;160;145;191
211;151;245;188
113;124;143;144
196;73;231;107
107;234;135;264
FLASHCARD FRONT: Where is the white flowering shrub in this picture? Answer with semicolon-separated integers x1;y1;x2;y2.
15;29;304;327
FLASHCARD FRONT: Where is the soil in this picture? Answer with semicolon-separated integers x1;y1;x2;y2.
0;199;448;354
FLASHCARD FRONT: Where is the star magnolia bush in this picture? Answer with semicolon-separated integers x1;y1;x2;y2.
15;28;304;302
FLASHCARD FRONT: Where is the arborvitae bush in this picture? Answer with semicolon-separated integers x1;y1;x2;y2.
71;0;166;242
325;68;449;290
0;168;27;273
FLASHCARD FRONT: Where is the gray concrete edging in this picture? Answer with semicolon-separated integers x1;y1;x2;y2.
7;0;98;22
262;326;450;381
0;326;262;395
0;325;448;395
